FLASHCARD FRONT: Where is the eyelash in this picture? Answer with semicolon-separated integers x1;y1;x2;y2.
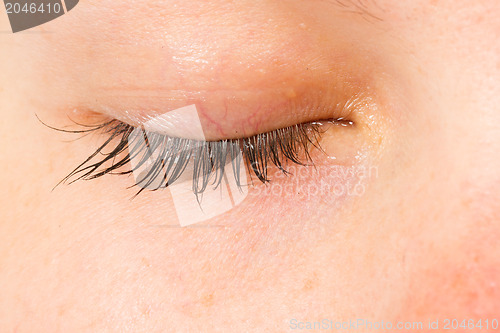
52;119;335;198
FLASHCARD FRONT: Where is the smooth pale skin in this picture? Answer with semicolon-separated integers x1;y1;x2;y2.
1;0;499;331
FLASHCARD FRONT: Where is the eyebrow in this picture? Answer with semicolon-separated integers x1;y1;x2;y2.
324;0;384;22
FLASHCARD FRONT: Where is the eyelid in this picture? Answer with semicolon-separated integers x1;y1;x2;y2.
55;117;340;198
84;64;365;141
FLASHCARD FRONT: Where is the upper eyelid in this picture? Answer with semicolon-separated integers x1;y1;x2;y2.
85;71;363;141
35;0;383;142
50;117;328;198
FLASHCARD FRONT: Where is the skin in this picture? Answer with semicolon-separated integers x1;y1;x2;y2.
0;0;499;331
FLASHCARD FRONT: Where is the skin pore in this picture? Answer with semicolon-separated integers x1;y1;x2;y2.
0;0;499;331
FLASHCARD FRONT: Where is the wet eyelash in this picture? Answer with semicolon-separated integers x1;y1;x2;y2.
49;119;328;198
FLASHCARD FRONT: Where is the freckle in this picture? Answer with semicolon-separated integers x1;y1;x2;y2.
141;305;152;317
201;293;214;307
141;257;151;268
302;278;315;291
286;88;297;98
57;305;67;317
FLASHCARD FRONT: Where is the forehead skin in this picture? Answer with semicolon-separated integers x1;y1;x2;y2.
0;0;500;331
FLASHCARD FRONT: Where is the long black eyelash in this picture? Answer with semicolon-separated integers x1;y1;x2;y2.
52;119;326;198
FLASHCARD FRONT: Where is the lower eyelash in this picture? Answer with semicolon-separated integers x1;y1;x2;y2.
52;119;329;198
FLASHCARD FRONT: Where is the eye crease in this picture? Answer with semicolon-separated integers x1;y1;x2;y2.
45;116;353;199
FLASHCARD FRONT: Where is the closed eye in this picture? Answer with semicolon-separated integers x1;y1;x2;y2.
44;117;351;199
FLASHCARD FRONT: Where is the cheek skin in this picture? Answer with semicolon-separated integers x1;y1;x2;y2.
400;179;500;320
399;232;500;322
